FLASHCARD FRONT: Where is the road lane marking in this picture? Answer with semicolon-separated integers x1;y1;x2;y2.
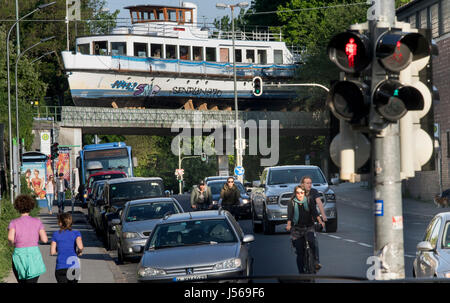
358;242;372;248
327;235;341;239
344;239;357;243
405;254;416;258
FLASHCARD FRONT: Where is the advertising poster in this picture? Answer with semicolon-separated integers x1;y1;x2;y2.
22;161;48;206
55;149;70;182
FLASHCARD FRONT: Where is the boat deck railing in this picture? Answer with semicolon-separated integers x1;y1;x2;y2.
210;30;283;41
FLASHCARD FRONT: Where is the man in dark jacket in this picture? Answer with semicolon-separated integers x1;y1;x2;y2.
190;180;212;211
220;177;240;218
286;185;325;274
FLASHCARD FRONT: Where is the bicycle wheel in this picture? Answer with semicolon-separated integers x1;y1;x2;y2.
304;242;316;274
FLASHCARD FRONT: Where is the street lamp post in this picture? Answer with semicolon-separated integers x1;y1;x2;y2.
14;37;55;196
216;2;248;183
6;1;56;203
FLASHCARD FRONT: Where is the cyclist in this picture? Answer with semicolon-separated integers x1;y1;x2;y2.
190;180;212;211
286;185;325;274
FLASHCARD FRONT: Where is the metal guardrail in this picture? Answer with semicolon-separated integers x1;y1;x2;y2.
33;106;329;130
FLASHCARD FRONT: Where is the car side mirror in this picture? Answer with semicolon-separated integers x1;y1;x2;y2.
252;181;261;187
417;241;434;252
111;219;121;226
243;234;255;243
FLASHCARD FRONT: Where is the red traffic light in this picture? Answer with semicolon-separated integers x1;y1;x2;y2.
373;80;424;122
328;32;371;73
376;32;430;72
327;81;370;123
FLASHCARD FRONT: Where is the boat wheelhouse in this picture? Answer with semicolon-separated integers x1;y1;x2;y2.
62;2;299;109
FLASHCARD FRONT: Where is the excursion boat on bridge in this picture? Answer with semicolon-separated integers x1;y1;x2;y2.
62;2;300;110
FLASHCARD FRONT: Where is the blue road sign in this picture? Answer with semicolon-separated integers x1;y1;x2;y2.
234;166;245;176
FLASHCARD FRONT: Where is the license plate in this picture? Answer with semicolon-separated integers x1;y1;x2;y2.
174;274;207;282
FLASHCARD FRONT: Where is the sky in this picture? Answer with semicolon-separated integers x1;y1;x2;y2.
105;0;240;27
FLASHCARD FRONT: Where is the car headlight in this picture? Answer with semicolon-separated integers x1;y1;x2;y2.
445;272;450;279
123;232;139;239
212;200;218;205
325;193;336;201
214;258;242;270
242;199;249;204
138;267;166;277
266;196;279;204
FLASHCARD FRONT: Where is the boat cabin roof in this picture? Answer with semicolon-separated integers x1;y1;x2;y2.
124;5;194;24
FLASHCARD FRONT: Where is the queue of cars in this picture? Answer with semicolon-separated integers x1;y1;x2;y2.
85;165;337;282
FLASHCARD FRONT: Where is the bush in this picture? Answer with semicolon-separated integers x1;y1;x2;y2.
0;195;40;282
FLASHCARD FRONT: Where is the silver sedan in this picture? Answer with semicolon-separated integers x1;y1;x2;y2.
112;197;184;263
413;211;450;279
137;210;254;282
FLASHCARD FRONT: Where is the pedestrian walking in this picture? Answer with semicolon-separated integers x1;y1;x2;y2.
220;177;240;219
50;213;84;283
286;185;325;274
56;173;69;213
7;195;48;283
190;180;212;211
45;175;55;215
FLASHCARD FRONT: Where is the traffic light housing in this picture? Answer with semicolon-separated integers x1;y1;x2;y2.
252;76;263;96
201;152;208;162
51;142;59;160
327;30;372;127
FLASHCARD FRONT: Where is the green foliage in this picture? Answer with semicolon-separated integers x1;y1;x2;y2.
213;9;247;32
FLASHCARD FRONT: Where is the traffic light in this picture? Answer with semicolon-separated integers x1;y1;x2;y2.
252;76;263;96
200;152;208;162
51;142;59;160
371;27;431;124
327;30;372;126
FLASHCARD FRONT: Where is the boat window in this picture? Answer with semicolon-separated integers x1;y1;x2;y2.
157;9;165;20
193;47;203;61
274;50;283;64
151;44;162;58
185;10;192;23
149;10;156;21
206;47;216;62
246;49;255;63
134;43;148;57
178;10;184;23
166;45;177;59
132;11;138;21
77;43;89;55
168;9;177;22
180;45;190;60
220;48;229;62
111;42;127;56
258;50;267;64
93;41;108;55
235;49;242;63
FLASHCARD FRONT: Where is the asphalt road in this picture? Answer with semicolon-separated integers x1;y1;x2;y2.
91;193;431;282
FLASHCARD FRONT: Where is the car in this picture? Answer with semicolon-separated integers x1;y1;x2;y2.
87;180;107;225
112;197;184;263
251;165;337;234
96;177;168;250
137;210;254;282
206;179;251;219
82;170;127;207
413;212;450;279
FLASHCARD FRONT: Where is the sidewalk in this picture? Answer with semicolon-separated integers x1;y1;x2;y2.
331;182;445;219
4;202;126;283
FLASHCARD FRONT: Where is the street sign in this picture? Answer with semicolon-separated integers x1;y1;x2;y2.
234;166;245;176
175;169;184;176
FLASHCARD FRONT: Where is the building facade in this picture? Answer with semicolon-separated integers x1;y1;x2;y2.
397;0;450;200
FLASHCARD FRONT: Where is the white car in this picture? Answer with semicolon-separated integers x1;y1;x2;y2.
413;212;450;279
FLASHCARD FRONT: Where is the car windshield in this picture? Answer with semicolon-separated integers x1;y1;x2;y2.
89;173;125;189
111;180;164;204
267;168;326;185
209;181;245;196
126;202;180;222
148;219;237;249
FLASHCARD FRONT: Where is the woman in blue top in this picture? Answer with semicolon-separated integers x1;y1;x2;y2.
51;213;84;283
